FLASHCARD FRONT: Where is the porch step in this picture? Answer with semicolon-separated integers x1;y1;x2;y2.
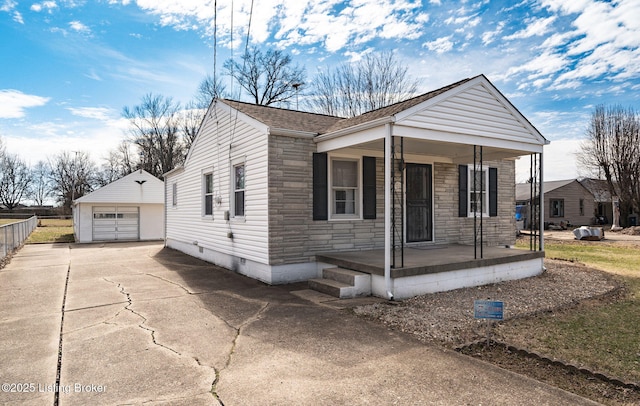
308;267;371;299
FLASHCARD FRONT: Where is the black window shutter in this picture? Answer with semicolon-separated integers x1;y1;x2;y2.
458;165;468;217
489;167;498;217
313;153;328;220
362;156;376;219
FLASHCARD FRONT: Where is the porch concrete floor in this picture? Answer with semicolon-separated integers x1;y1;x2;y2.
316;245;545;278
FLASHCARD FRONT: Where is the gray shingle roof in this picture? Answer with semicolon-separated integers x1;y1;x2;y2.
221;100;343;134
221;75;478;136
578;178;613;202
515;179;577;201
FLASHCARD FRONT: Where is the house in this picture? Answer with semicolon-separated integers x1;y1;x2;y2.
73;169;164;243
516;179;598;229
578;178;613;225
164;75;548;300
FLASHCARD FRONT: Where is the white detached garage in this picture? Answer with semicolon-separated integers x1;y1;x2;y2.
73;169;165;243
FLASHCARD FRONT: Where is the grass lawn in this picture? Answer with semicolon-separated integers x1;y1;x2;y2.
0;219;20;226
27;218;75;243
512;239;640;383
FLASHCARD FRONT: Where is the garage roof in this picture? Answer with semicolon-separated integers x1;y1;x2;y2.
74;169;164;204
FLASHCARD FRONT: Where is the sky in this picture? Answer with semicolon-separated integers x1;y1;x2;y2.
1;0;639;183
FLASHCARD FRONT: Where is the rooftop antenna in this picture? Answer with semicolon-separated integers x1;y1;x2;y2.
292;83;302;110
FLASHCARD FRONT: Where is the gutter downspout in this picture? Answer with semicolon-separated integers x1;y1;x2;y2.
384;123;393;300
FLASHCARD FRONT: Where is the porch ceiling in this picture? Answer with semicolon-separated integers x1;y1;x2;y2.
326;137;535;163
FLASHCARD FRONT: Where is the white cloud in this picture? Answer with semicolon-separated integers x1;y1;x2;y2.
423;36;454;54
67;107;115;121
12;10;23;23
515;139;583;182
503;16;556;40
30;1;58;12
69;20;91;33
1;0;23;23
2;116;130;165
0;90;50;119
481;22;504;45
508;0;640;89
129;0;427;53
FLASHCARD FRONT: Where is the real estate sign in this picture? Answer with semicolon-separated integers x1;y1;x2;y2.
474;300;504;320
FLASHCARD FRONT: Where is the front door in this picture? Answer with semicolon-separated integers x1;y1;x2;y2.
406;164;433;242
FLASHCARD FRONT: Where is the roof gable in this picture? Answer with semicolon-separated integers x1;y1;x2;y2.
322;77;473;134
74;169;164;204
393;75;547;146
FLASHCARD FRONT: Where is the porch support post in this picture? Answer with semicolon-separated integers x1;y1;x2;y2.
384;123;393;300
539;151;544;251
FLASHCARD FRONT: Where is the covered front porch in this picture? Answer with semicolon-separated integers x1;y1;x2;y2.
311;75;548;299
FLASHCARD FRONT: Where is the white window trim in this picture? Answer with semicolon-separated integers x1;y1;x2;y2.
467;165;489;218
230;158;246;220
202;169;214;218
329;156;362;220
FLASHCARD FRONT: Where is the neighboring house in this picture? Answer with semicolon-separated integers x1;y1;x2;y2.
165;75;548;300
516;179;596;228
578;178;613;225
73;169;164;243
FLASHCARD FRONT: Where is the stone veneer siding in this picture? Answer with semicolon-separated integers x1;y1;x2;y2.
268;134;516;266
268;134;385;265
433;160;516;247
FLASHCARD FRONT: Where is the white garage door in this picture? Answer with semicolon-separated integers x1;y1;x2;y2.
92;206;139;241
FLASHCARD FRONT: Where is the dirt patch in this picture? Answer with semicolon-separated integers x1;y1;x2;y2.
459;341;640;406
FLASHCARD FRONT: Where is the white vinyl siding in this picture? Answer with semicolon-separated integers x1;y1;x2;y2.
165;102;269;264
396;82;540;146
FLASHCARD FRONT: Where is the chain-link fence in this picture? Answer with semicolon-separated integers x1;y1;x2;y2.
1;216;38;262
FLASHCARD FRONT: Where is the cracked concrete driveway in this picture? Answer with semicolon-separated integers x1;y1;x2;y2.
1;242;599;405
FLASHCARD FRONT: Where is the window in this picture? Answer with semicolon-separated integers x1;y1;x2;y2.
203;173;213;216
331;159;359;217
468;166;488;216
550;199;564;217
579;198;584;216
233;164;245;217
172;183;177;207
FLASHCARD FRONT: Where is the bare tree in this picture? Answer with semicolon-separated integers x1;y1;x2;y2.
224;46;306;106
181;101;206;153
196;74;227;108
308;51;419;117
123;94;185;178
97;141;138;186
48;151;96;213
0;152;32;210
578;105;640;226
29;160;52;206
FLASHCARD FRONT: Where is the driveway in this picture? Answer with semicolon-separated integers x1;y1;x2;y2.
1;242;598;405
